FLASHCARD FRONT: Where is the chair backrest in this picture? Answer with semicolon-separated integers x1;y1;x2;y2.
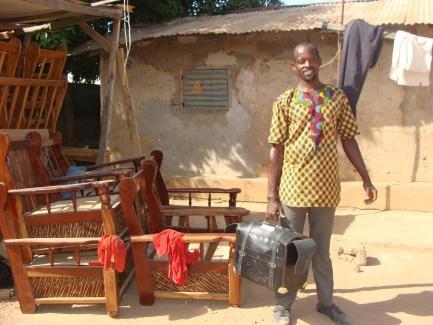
0;74;67;130
0;133;45;212
119;159;164;235
0;132;119;242
0;38;21;129
149;150;169;205
0;38;21;77
25;130;70;180
23;43;67;80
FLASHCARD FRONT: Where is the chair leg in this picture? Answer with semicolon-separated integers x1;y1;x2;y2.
228;254;241;307
103;269;119;318
204;242;218;261
132;243;155;306
207;216;217;232
8;246;37;314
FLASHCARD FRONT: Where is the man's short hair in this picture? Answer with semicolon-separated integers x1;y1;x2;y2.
293;43;320;60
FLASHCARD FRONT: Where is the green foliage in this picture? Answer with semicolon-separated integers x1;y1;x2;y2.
34;27;75;50
129;0;282;21
34;0;282;84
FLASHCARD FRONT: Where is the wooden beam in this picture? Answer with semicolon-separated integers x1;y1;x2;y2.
0;11;72;24
91;0;120;6
35;297;106;304
22;23;51;34
97;18;121;164
79;22;110;53
131;233;236;243
50;15;101;30
155;291;229;301
21;0;122;18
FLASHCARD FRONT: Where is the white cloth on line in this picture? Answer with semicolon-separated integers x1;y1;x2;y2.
389;30;433;86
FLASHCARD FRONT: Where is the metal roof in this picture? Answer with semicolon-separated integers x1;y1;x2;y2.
72;0;433;54
0;0;122;35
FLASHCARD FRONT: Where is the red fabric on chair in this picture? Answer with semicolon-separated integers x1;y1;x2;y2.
153;229;200;285
89;235;126;272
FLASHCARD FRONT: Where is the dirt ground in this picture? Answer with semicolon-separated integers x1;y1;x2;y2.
1;206;433;325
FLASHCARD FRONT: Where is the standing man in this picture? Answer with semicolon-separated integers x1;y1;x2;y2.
267;43;377;325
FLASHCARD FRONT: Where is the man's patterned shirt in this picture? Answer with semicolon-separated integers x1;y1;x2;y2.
268;85;359;207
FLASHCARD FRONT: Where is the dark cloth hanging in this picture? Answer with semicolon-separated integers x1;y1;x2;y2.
338;19;384;117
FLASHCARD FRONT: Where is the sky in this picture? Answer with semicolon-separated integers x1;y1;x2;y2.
281;0;337;5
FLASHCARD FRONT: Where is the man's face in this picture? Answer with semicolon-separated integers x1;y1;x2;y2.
290;46;321;82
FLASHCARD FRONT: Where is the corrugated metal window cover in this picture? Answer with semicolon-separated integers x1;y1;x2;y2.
183;69;229;111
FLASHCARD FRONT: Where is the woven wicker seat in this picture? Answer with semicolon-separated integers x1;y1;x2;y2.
27;195;120;215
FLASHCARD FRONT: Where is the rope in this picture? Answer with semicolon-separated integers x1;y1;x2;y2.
122;0;131;85
320;46;340;69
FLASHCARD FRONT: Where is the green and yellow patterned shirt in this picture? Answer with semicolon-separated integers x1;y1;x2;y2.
268;85;359;207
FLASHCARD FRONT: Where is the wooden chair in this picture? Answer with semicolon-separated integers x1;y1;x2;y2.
150;149;245;229
0;181;132;317
0;133;135;317
119;160;242;306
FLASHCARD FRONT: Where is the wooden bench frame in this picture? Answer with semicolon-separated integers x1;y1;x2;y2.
0;133;135;317
119;161;243;306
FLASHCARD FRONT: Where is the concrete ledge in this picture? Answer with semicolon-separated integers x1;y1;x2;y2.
166;177;433;212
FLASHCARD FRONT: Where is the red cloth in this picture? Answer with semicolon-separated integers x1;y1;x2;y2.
153;229;200;285
89;235;126;272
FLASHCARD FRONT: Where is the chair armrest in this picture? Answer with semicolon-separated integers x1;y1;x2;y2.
7;180;115;196
167;188;241;194
87;155;145;171
4;237;100;246
160;205;249;217
48;168;132;184
131;233;236;244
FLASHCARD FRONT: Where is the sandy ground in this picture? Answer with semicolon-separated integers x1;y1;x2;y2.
1;206;433;325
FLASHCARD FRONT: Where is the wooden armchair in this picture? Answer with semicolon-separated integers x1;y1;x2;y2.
0;133;135;317
0;181;132;317
119;160;242;306
150;149;245;229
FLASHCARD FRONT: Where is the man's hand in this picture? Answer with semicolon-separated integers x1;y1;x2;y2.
363;183;378;204
267;198;283;222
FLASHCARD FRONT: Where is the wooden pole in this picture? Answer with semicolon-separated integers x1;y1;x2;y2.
336;0;345;86
116;48;143;155
79;22;110;53
97;18;120;164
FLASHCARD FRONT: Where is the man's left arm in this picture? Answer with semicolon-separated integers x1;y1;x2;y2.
341;138;378;204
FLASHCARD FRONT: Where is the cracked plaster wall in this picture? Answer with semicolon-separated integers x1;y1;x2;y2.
107;29;433;182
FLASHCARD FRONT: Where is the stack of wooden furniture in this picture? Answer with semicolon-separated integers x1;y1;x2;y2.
0;35;251;314
0;38;67;130
0;128;248;315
